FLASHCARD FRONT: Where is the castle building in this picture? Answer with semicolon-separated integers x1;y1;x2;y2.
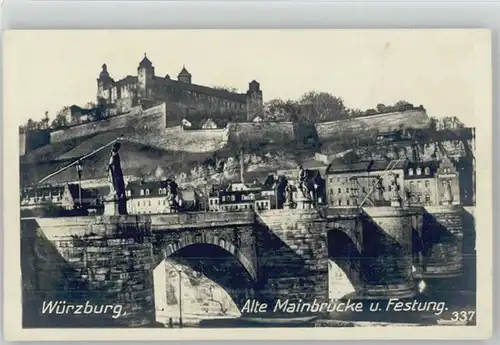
96;54;264;121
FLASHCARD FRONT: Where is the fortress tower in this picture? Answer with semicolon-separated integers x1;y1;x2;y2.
246;80;263;121
137;53;156;100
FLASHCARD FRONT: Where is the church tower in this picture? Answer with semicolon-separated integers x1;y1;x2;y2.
177;65;192;84
137;53;155;100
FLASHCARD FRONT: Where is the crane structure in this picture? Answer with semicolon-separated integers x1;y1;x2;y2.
356;157;406;208
37;136;124;185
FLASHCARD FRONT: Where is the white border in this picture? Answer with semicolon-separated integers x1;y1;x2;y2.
1;0;498;343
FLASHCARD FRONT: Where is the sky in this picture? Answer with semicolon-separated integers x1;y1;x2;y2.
4;29;491;127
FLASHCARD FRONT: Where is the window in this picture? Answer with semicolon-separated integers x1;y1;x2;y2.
158;200;161;205
416;168;422;176
210;199;213;205
145;189;150;196
424;167;431;175
362;187;366;193
410;181;415;189
148;201;151;206
425;181;430;188
388;185;392;192
338;200;342;206
408;169;414;176
140;189;144;196
346;188;349;193
338;188;342;194
346;199;350;206
329;188;333;195
417;181;422;189
425;194;431;203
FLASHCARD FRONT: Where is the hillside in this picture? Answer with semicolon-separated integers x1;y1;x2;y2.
21;103;473;189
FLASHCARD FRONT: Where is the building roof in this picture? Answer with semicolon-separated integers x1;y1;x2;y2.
115;75;138;87
404;161;440;179
200;118;218;128
326;160;408;174
178;66;191;76
183;116;227;130
138;54;153;68
66;183;100;200
159;77;247;103
126;179;178;198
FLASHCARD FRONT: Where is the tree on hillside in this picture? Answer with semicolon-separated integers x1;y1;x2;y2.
439;116;465;130
376;103;388;113
264;98;300;122
51;106;70;128
298;91;348;123
347;108;364;118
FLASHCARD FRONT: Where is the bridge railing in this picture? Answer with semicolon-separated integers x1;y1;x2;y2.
151;210;255;229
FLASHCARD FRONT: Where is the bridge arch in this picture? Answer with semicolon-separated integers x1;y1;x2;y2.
153;232;258;320
160;232;257;280
327;228;364;300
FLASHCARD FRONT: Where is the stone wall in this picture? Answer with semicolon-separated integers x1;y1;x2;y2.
127;126;229;153
227;122;296;146
150;211;254;231
21;216;156;327
315;110;430;141
50;104;165;144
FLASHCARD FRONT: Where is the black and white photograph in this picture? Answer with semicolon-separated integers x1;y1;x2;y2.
3;29;492;340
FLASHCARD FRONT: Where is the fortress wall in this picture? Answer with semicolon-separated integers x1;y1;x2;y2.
127;125;229;153
227;122;296;145
49;104;166;144
315;110;430;141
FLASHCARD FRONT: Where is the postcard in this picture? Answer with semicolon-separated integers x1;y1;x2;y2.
3;29;492;340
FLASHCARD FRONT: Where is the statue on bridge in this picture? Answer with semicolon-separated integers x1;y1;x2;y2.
296;165;312;200
284;182;295;208
105;141;127;215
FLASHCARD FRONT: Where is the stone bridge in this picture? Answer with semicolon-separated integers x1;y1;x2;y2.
20;203;474;327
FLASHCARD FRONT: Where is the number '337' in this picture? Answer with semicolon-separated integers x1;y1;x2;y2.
450;311;475;322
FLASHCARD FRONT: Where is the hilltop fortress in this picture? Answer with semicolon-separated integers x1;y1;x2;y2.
19;53;436;157
95;53;263;123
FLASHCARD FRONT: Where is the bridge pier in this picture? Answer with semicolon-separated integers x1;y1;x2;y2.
256;209;329;308
360;206;416;299
415;205;464;279
22;215;156;327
